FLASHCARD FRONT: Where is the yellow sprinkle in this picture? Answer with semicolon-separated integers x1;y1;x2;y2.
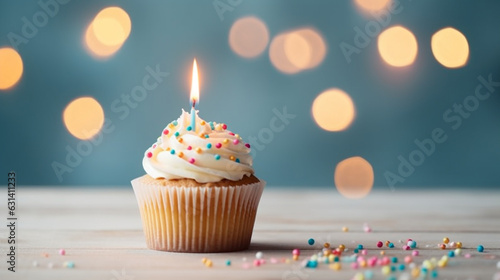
328;255;334;262
381;265;391;275
168;123;174;129
205;260;212;267
456;242;462;248
292;255;299;261
166;147;171;151
329;262;341;271
411;267;420;278
443;237;450;244
196;147;202;153
360;260;367;267
438;260;447;268
342;226;349;232
199;133;205;138
223;138;229;144
178;152;184;157
201;258;207;264
178;138;183;143
229;155;235;161
380;250;385;255
338;244;345;251
200;121;206;125
323;242;330;248
235;134;240;138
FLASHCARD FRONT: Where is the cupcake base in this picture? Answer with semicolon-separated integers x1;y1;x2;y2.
132;174;265;253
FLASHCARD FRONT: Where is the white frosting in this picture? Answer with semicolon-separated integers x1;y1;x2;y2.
143;109;254;183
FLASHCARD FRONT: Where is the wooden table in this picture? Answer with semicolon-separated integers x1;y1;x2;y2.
1;187;499;279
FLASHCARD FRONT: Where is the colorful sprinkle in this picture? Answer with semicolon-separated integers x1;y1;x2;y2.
443;237;450;244
292;249;300;256
215;143;222;149
196;147;202;153
448;250;455;257
377;241;383;248
225;259;231;266
186;126;192;131
206;143;212;149
209;122;214;130
146;152;153;158
412;250;419;256
189;158;195;164
178;137;183;143
163;129;169;135
342;226;349;232
388;243;394;248
256;251;263;259
229;155;236;161
245;143;251;148
200;121;206;125
477;245;484;252
64;261;75;268
187;146;192;150
456;242;462;248
308;238;315;245
236;158;240;163
233;139;239;145
174;132;180;137
178;152;184;157
228;132;235;136
357;244;364;250
170;149;175;155
214;154;221;160
439;244;446;250
204;134;209;138
172;121;178;126
223;138;229;144
59;249;66;256
222;124;227;130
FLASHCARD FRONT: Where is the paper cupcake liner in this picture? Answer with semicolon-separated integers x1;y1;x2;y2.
132;178;265;253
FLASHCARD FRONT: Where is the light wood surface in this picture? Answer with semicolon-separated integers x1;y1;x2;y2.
1;187;499;280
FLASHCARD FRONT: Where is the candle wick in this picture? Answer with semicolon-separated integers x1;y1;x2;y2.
192;99;196;108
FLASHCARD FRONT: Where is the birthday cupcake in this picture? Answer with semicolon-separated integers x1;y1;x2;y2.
131;109;265;253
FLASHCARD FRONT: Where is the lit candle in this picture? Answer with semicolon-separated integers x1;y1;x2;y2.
190;59;199;132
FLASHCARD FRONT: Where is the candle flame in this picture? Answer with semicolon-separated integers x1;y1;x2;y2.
190;59;199;106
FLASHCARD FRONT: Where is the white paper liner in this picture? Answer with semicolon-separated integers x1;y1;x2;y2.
131;177;265;252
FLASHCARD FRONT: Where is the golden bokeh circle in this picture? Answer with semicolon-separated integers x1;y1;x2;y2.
431;27;469;68
335;156;374;199
378;25;418;67
63;97;105;140
312;88;356;132
0;47;23;90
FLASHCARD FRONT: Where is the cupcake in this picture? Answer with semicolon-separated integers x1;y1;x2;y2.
131;109;265;252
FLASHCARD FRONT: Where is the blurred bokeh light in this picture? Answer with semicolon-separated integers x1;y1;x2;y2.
0;47;23;90
354;0;391;12
335;156;374;199
431;27;469;68
85;7;131;58
63;97;105;140
312;88;356;132
378;25;418;67
229;16;269;59
270;28;326;74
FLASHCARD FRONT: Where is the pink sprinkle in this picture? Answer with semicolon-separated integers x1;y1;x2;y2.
228;132;235;136
259;259;266;265
464;253;471;258
253;259;260;266
153;144;157;148
407;238;413;242
357;256;365;262
412;250;419;256
449;242;456;248
146;152;153;158
222;124;227;130
242;263;250;269
163;129;169;135
402;245;410;250
351;262;359;269
292;249;300;255
382;257;390;265
361;249;367;255
270;258;278;264
233;139;239;145
187;146;192;150
189;158;195;164
364;227;372;233
368;258;377;267
216;143;222;149
245;143;250;148
377;241;383;248
59;249;65;256
404;256;412;263
377;259;383;266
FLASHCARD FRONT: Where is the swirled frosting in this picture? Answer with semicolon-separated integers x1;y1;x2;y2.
143;109;254;183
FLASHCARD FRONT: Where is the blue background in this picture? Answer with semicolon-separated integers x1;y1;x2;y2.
1;0;500;188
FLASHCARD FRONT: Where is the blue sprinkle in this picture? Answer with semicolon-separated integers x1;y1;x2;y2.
307;238;315;245
209;122;215;130
306;260;317;268
205;134;209;138
65;261;75;268
206;143;212;149
410;240;417;248
391;257;398;263
173;121;178;126
214;154;220;160
431;270;438;278
477;245;484;252
186;126;192;131
174;132;180;137
448;251;455;257
390;266;396;272
353;248;359;254
398;264;405;270
386;276;396;280
170;149;175;155
364;270;374;279
357;244;363;250
235;158;240;163
388;242;394;248
225;260;231;266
